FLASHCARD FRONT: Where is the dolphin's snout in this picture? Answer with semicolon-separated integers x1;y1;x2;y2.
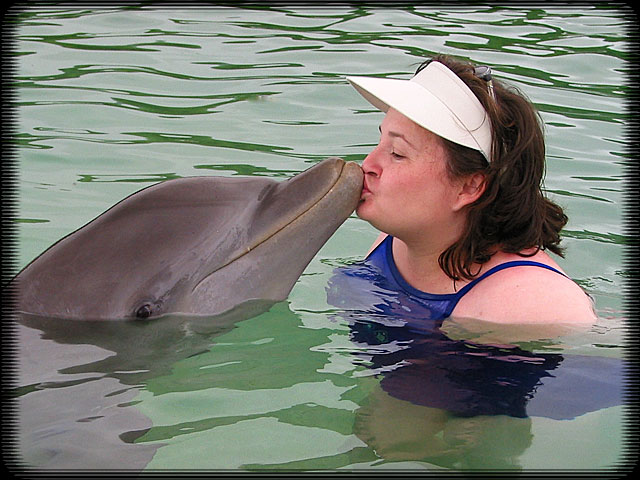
332;158;364;201
314;157;364;192
302;156;346;183
341;159;364;183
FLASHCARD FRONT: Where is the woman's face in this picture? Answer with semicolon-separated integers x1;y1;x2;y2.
357;108;464;240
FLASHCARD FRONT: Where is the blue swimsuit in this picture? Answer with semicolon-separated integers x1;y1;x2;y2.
327;235;568;329
368;235;567;320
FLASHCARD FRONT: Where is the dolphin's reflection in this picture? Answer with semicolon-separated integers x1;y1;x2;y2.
14;300;276;470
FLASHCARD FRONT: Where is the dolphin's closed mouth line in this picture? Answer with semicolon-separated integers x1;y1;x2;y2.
192;162;348;292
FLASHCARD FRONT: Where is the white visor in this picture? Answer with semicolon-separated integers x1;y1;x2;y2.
346;61;493;162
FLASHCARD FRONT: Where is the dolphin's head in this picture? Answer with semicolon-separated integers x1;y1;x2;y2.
15;158;363;320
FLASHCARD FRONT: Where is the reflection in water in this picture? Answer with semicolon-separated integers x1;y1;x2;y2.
327;261;623;468
13;300;274;470
350;321;564;419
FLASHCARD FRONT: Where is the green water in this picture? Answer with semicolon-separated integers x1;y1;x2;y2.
11;4;630;472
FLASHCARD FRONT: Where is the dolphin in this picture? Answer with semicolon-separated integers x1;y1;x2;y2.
12;157;363;320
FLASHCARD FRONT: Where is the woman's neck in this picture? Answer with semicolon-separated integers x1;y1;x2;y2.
391;229;464;295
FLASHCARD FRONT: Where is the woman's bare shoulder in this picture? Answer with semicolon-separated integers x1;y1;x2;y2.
453;250;596;325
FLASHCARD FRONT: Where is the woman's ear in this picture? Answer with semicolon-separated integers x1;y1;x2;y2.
453;172;486;211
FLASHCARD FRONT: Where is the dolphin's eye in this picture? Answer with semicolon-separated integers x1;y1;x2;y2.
135;304;153;319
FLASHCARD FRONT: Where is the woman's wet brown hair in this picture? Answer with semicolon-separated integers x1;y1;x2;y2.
417;54;568;282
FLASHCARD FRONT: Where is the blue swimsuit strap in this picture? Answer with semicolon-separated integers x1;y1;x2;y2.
455;260;568;298
441;260;567;318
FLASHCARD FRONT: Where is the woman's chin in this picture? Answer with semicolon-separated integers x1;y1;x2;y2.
356;203;386;232
355;201;372;220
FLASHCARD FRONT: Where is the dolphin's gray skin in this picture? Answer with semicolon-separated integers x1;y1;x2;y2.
13;157;363;320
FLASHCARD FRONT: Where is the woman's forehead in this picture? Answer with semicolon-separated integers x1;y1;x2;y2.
382;108;444;149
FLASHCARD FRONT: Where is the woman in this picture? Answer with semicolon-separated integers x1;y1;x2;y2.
345;54;595;324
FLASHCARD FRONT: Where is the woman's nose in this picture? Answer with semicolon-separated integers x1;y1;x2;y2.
362;146;382;177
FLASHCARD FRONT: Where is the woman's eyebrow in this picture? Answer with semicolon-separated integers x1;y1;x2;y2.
379;126;416;150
